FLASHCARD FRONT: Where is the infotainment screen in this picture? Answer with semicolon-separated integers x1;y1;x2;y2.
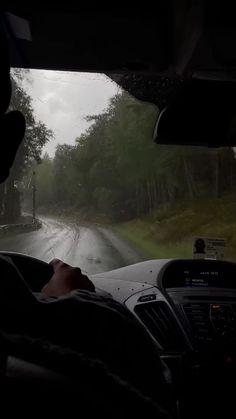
184;269;220;287
162;260;236;288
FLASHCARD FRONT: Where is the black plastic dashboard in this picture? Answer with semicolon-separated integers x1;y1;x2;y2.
91;258;236;355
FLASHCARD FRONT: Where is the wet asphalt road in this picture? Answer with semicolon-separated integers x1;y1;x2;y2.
0;216;143;274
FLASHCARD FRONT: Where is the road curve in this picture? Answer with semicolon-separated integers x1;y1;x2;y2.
0;216;144;274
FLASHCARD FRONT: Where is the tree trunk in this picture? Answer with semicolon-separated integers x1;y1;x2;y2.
183;157;194;199
147;180;152;214
0;184;5;218
3;176;21;223
153;178;158;209
215;150;220;198
135;183;140;217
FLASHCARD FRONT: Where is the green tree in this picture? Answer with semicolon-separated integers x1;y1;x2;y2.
0;72;53;223
34;89;236;222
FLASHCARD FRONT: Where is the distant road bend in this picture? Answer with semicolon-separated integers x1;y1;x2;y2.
0;216;143;274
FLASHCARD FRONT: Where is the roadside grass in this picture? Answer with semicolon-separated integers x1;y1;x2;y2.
113;194;236;262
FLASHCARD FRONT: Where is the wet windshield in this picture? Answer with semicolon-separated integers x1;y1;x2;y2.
0;69;235;274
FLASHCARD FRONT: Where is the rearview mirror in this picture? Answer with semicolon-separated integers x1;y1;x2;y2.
154;80;236;147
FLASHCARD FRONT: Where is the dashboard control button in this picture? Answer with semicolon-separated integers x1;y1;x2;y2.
138;294;156;302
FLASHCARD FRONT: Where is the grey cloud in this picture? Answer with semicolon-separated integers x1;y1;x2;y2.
21;70;118;156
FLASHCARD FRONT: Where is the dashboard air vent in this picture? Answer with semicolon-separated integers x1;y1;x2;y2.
134;301;183;350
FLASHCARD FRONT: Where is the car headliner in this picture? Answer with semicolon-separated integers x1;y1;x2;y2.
3;1;236;150
3;2;236;95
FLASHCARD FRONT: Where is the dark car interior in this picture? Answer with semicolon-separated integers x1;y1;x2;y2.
1;2;236;417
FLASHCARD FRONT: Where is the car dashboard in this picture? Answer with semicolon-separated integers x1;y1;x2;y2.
91;258;236;418
91;258;236;355
1;252;236;417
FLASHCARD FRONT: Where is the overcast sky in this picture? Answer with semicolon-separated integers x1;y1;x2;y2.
21;70;119;156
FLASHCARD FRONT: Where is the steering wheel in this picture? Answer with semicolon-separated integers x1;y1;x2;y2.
0;251;54;292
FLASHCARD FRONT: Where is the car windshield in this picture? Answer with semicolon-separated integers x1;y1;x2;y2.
0;69;235;274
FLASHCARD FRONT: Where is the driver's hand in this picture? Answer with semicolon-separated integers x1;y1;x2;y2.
41;258;95;297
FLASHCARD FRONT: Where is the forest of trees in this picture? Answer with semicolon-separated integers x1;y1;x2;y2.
0;71;53;223
28;91;236;222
